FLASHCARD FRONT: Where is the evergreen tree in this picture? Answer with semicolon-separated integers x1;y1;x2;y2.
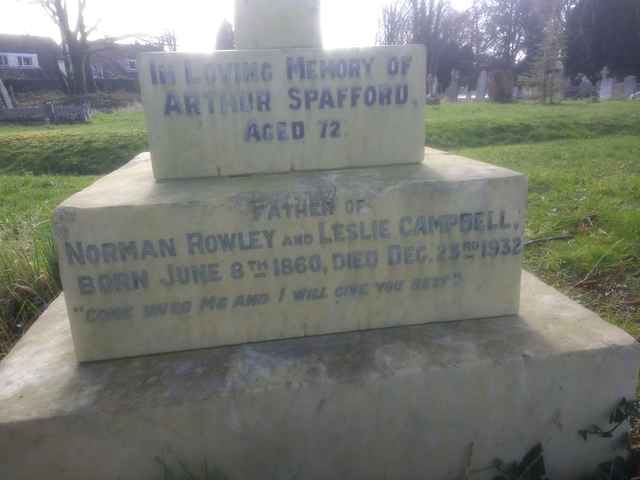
215;20;235;50
567;0;640;78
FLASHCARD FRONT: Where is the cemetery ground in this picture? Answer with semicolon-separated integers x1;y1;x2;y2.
1;101;640;359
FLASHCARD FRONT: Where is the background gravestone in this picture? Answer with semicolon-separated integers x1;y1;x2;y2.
445;69;459;102
476;70;488;101
577;74;595;98
599;66;613;100
624;75;637;97
488;69;514;102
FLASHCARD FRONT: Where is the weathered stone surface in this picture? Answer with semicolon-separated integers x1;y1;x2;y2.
1;272;638;480
235;0;322;49
138;45;425;179
52;149;526;361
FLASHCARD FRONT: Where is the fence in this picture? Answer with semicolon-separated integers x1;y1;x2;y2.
0;103;92;124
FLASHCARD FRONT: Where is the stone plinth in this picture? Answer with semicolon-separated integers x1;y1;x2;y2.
235;0;322;49
138;45;425;179
1;273;638;480
52;149;527;362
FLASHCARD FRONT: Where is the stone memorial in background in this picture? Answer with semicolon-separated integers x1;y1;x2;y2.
476;69;488;101
599;66;614;100
426;73;439;97
577;74;595;98
1;1;639;479
624;75;637;97
445;68;459;102
613;81;626;99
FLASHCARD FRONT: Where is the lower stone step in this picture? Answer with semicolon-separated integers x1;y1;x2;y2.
1;272;638;479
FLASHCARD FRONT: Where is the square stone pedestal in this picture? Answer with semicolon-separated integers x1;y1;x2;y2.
1;272;638;480
53;150;527;361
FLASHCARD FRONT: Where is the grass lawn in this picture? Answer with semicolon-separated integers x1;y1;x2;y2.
0;100;639;358
0;175;95;355
0;110;147;175
427;101;640;338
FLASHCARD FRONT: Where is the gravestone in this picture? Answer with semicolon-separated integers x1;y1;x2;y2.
624;75;637;97
512;86;520;100
599;66;613;100
577;74;594;98
2;1;638;478
51;3;529;362
445;69;459;102
429;74;439;97
476;70;488;101
613;82;626;99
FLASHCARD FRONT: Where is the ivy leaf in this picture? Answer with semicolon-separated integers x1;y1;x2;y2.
610;399;630;424
515;443;547;480
594;457;631;480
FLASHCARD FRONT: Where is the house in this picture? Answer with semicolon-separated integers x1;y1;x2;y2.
0;34;64;92
0;34;162;94
89;41;161;91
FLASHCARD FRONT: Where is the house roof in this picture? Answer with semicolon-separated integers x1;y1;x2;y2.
90;41;161;79
0;34;60;54
0;34;62;82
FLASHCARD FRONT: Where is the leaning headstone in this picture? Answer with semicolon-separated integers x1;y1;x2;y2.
0;79;13;110
624;75;637;98
445;69;459;102
599;66;613;100
476;70;488;101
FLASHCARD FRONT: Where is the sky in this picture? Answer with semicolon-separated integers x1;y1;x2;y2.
4;0;473;51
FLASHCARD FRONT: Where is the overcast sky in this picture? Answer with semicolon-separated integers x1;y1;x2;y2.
5;0;473;51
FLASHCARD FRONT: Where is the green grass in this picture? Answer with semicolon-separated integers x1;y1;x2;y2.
427;101;640;337
427;100;640;150
0;175;94;356
0;111;147;175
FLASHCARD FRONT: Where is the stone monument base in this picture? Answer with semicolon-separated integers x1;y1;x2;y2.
1;272;638;480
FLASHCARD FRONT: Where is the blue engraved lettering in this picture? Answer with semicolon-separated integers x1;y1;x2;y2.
164;91;182;115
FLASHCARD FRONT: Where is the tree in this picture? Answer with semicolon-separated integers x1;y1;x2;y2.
377;0;412;46
566;0;640;78
34;0;98;94
377;1;478;93
158;30;178;52
525;0;567;103
215;20;235;50
479;0;541;68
